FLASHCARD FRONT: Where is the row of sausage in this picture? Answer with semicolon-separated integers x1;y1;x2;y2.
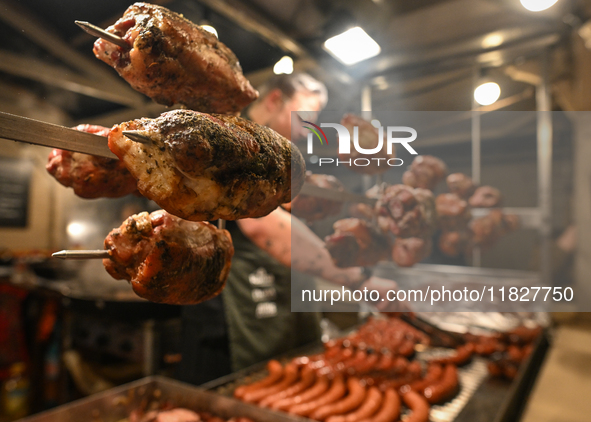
231;317;543;421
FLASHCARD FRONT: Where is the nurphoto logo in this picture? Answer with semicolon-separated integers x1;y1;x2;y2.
304;122;417;169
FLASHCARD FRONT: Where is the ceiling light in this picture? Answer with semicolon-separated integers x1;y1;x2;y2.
474;82;501;106
201;25;218;38
324;27;381;65
481;33;504;49
273;56;294;75
520;0;559;12
67;222;85;238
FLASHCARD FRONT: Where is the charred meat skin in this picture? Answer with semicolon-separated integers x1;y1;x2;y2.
325;218;391;268
46;125;137;199
109;109;306;221
103;210;233;305
93;3;258;114
291;172;344;222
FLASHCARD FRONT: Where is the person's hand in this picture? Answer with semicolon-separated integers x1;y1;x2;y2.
557;225;576;253
359;276;412;313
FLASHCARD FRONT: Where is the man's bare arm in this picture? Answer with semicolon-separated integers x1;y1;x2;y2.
237;207;366;286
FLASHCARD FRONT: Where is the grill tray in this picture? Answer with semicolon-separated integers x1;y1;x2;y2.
17;376;306;422
202;335;548;422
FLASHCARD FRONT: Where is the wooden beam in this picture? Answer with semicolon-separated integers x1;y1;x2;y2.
196;0;352;86
0;0;145;101
505;65;543;86
197;0;306;57
0;50;146;107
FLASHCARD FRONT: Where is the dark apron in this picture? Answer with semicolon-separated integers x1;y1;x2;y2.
178;221;321;383
222;221;321;371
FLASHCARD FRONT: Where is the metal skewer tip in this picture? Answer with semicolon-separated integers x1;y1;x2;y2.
52;250;111;260
75;20;129;49
122;130;153;145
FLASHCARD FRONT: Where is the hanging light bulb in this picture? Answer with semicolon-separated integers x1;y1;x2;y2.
201;24;218;38
474;82;501;106
273;56;294;75
520;0;559;12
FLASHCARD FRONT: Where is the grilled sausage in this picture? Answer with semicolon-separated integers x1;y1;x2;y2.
326;386;383;422
271;373;330;411
358;388;400;422
234;360;283;399
402;390;430;422
288;374;347;417
242;363;299;403
432;343;474;366
259;366;316;407
422;364;459;404
407;363;443;392
311;377;367;421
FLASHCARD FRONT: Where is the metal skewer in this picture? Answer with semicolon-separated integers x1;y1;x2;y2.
52;250;111;260
122;130;153;145
217;219;226;230
75;21;129;49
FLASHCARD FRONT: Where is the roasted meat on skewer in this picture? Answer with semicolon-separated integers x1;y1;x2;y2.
469;209;519;247
469;186;502;208
438;230;470;257
376;185;437;238
291;172;345;222
435;193;471;231
109;109;306;221
46;125;137;199
93;2;258;114
348;202;376;221
402;155;447;190
104;210;233;304
338;114;395;175
392;236;432;267
348;184;382;221
325;218;391;268
446;173;476;199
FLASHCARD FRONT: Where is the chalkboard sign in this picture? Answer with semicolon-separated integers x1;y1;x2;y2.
0;157;31;227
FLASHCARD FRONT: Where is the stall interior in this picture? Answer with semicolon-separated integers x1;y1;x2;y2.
0;0;588;421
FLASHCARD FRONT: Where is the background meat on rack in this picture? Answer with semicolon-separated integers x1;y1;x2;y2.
392;236;433;267
291;172;345;222
436;193;472;231
402;155;448;190
338;114;395;175
325;218;391;268
469;186;503;208
446;173;477;199
376;185;437;238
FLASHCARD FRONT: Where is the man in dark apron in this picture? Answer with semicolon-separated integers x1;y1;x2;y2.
177;73;378;383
